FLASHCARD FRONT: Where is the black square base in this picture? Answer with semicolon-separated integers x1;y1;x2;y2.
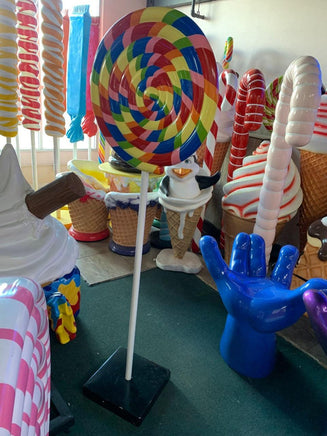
83;347;170;426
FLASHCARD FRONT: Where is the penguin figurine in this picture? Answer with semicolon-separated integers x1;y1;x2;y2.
160;155;220;199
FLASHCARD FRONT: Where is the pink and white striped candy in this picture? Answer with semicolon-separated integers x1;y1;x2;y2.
219;69;238;112
203;107;219;176
227;69;266;181
254;56;322;263
0;277;51;436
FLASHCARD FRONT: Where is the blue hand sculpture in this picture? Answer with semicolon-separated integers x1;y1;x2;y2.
303;289;327;355
200;233;327;378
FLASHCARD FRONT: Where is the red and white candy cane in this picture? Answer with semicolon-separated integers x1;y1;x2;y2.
191;107;219;253
254;56;322;263
192;69;238;253
227;69;266;182
219;69;238;112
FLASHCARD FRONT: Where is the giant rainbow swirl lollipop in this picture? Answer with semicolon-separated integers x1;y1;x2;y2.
85;7;219;408
91;7;219;174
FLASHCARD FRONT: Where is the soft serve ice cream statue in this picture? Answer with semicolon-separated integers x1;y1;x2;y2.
157;155;220;273
0;144;86;343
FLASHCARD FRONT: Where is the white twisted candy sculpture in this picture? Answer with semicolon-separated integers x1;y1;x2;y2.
0;277;51;435
254;56;322;263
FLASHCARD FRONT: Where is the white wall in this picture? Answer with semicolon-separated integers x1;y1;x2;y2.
177;0;327;86
100;0;147;37
100;0;327;90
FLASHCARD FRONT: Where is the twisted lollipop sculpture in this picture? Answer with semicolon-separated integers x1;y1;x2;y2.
254;56;322;263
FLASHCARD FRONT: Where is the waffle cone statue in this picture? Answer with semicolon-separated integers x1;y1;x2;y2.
222;140;303;265
67;159;110;242
105;191;159;256
166;206;203;259
294;93;327;251
156;155;220;273
222;209;288;265
292;217;327;289
196;139;230;174
298;149;327;252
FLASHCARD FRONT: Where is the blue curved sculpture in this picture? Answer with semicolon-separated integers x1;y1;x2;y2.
303;289;327;355
200;233;327;378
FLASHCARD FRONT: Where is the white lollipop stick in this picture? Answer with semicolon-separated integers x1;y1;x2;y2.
31;131;38;189
88;136;92;161
53;137;60;176
15;132;21;165
73;142;78;160
254;56;322;263
125;170;149;381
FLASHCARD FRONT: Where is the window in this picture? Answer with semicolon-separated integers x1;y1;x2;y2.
15;0;100;156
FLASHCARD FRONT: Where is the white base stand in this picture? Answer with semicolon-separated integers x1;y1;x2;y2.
156;249;202;274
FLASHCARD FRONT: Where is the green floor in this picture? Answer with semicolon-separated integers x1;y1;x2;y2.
50;269;327;435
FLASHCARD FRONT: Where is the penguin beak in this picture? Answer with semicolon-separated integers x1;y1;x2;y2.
172;168;192;178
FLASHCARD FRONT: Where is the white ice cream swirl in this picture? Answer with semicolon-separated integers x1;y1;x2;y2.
222;140;303;220
0;144;78;284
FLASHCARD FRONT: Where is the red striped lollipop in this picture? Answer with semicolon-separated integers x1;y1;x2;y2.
227;69;266;181
17;0;41;131
0;0;18;138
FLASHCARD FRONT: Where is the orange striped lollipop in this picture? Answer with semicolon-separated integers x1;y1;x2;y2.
0;0;18;138
41;0;66;137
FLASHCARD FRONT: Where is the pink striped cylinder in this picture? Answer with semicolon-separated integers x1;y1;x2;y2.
0;277;51;436
227;69;265;181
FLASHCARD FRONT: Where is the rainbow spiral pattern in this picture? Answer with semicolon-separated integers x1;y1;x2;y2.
263;76;283;131
91;7;218;173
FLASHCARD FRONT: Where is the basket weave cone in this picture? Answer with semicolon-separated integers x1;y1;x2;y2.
196;141;230;174
166;206;203;259
110;203;158;247
196;142;206;167
222;209;287;265
211;141;230;174
68;198;109;233
299;149;327;252
291;241;327;289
